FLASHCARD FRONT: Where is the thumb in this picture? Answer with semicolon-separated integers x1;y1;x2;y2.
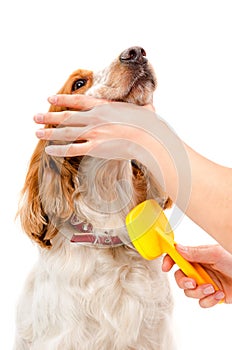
176;244;221;265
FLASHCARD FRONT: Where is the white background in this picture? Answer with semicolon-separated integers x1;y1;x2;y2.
1;0;232;349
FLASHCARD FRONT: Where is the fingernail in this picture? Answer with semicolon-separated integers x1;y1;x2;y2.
215;291;225;300
48;95;58;104
34;113;44;123
184;281;195;289
45;146;55;155
203;285;215;295
36;129;45;138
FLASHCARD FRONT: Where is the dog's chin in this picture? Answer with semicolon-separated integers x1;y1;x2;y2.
116;62;157;105
87;63;156;106
119;80;155;105
88;81;155;106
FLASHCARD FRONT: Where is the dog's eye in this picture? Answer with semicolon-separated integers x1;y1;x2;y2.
72;79;87;91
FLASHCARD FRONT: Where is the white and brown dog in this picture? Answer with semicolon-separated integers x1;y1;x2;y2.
15;47;175;350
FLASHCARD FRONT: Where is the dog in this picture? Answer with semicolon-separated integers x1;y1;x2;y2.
14;47;175;350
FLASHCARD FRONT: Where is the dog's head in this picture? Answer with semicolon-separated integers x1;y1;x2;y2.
86;46;156;105
19;47;171;248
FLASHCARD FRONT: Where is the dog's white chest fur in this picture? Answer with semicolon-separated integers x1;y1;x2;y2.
15;236;174;350
15;148;175;350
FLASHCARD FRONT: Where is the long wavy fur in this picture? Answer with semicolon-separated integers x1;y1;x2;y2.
15;51;175;349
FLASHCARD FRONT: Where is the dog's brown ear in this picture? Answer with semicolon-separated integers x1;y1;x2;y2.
18;140;55;248
18;69;93;248
132;161;173;210
18;139;80;249
163;197;172;210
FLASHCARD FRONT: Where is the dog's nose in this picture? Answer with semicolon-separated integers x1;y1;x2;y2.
119;47;147;64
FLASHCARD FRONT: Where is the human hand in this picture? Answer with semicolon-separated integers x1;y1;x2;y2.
34;94;159;160
162;244;232;308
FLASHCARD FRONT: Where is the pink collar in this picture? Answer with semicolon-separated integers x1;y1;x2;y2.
70;215;124;248
70;234;123;247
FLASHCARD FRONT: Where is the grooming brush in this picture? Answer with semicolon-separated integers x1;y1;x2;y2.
126;199;221;292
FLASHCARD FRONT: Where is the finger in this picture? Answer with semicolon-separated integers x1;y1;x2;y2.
199;291;225;308
35;127;88;142
48;94;107;110
174;269;196;289
184;284;216;300
45;142;92;157
176;244;222;264
162;255;175;272
45;138;134;159
34;111;96;126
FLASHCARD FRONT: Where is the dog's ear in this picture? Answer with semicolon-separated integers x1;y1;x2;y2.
132;161;172;210
18;69;93;248
18;140;54;248
18;140;80;249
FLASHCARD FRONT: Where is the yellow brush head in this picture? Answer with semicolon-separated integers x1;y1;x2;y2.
126;199;221;293
126;199;174;260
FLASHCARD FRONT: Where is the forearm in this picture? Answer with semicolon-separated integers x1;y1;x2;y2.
136;122;232;252
184;146;232;251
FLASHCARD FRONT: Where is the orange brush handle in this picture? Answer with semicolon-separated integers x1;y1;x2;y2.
156;227;220;291
126;199;223;302
167;243;219;291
